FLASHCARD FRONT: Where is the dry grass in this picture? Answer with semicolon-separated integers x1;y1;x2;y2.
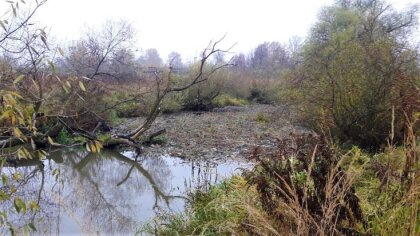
246;134;367;235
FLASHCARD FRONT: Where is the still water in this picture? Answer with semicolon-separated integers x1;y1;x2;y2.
0;149;251;235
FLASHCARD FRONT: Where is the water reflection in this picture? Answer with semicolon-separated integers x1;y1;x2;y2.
0;149;250;235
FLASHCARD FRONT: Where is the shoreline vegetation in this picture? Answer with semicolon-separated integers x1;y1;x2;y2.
0;0;419;235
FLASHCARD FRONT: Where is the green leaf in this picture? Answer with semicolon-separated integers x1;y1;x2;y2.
12;172;21;181
29;201;40;213
49;61;57;74
14;198;26;213
28;222;36;232
0;189;10;201
13;75;25;84
2;175;8;185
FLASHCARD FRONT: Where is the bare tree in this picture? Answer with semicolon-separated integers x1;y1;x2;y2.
106;38;234;147
63;20;135;80
0;0;47;48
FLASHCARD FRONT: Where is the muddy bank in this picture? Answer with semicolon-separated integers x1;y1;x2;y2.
113;105;299;160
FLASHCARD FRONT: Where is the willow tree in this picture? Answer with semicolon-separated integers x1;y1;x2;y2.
292;0;419;148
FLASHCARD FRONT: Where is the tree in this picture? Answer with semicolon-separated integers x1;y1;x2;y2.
291;0;419;148
109;38;234;146
167;51;183;69
63;20;135;80
138;48;163;68
250;42;291;75
231;53;248;70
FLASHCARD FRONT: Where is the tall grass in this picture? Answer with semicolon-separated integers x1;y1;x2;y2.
137;176;262;235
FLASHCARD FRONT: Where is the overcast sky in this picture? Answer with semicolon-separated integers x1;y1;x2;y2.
11;0;420;60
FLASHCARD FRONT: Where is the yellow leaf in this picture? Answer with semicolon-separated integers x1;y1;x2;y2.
13;127;23;139
47;136;54;145
30;138;36;150
62;84;69;93
94;140;102;152
95;140;103;148
79;81;86;92
13;74;25;84
90;143;97;153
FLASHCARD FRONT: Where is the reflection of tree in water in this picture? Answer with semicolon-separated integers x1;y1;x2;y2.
57;149;175;234
0;148;176;235
0;161;58;235
186;160;222;192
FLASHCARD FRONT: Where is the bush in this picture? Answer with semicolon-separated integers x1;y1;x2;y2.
356;125;420;236
246;133;366;235
57;128;72;144
212;94;248;108
255;112;270;123
285;1;420;149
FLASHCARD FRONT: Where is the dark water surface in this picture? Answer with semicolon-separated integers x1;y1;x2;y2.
0;149;251;235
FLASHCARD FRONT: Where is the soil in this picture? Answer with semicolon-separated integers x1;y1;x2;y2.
113;104;302;161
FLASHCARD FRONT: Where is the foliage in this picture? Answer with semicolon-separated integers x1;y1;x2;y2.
285;0;419;149
212;94;248;108
246;134;366;235
56;128;72;145
356;115;420;235
180;66;225;111
141;176;263;236
357;149;420;235
255;112;270;124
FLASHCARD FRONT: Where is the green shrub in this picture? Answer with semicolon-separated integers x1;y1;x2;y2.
212;94;248;108
356;145;420;235
57;128;72;144
161;93;183;114
115;102;147;118
249;87;270;104
255;112;269;123
285;1;420;149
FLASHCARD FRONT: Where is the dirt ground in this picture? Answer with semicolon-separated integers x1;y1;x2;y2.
114;105;301;161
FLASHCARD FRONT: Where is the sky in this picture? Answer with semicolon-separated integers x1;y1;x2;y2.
5;0;419;61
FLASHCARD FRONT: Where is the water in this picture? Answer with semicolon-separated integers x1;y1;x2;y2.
0;148;251;235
